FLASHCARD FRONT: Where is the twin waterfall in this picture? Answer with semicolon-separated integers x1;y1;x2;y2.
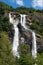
9;13;37;58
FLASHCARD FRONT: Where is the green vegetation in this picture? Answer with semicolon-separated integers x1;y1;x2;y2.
0;2;15;13
30;20;43;37
36;53;43;65
0;32;16;65
0;13;14;38
0;16;12;31
19;44;30;56
15;7;35;14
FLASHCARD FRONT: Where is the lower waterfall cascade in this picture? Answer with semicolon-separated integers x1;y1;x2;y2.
9;13;37;58
13;25;19;58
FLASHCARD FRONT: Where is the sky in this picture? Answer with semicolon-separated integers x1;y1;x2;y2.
0;0;43;10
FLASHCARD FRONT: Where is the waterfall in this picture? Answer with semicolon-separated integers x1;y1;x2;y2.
9;13;19;58
20;14;37;58
22;15;26;28
13;25;19;58
20;14;28;29
32;32;37;58
9;13;37;58
20;14;23;25
9;13;14;24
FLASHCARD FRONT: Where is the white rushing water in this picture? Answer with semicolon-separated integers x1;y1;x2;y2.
32;32;37;58
9;13;14;24
13;25;19;58
20;14;23;25
20;14;37;58
22;15;26;28
20;14;27;29
9;13;19;58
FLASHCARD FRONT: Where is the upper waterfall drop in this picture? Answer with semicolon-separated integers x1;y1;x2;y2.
9;13;20;58
20;14;28;29
20;14;23;25
9;13;14;24
22;15;27;29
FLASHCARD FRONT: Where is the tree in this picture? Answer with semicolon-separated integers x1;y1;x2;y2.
0;32;15;65
36;53;43;65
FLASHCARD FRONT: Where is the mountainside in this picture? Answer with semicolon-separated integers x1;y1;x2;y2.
0;2;43;65
0;1;43;49
0;1;43;52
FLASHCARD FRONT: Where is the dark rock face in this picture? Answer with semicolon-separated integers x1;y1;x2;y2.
18;23;32;44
